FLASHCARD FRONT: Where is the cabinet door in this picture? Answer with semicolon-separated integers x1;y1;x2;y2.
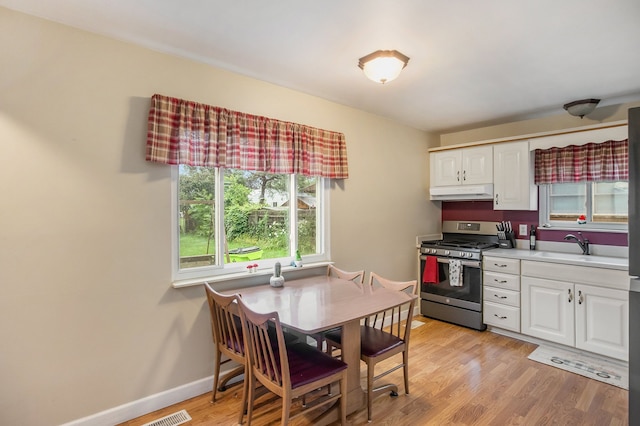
575;284;629;361
462;145;493;185
431;150;462;187
521;276;574;346
493;141;537;210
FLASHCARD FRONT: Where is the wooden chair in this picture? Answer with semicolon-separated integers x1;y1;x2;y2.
325;272;417;422
327;264;365;284
311;265;365;351
236;297;348;425
203;283;247;425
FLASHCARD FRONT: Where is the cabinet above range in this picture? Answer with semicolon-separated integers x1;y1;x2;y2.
429;140;536;210
429;145;494;200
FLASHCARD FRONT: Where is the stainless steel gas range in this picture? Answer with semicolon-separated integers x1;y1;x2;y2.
419;221;499;330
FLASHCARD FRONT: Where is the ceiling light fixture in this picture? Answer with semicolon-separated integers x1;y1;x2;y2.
358;50;410;84
563;98;601;118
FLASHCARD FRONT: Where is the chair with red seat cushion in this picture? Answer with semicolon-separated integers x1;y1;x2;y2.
236;297;348;425
204;283;247;424
325;272;417;422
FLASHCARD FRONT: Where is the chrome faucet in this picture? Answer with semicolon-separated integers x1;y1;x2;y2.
564;232;590;255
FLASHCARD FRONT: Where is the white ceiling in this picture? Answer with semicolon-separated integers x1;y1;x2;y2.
3;0;640;133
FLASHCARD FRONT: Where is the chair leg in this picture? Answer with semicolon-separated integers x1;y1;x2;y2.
367;361;375;422
238;370;249;425
245;373;256;426
212;349;221;402
339;373;347;425
403;350;410;394
281;396;292;426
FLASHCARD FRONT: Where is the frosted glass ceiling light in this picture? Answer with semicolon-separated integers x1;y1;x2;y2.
563;98;601;118
358;50;410;84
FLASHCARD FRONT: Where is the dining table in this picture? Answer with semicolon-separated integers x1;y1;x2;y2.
225;273;417;424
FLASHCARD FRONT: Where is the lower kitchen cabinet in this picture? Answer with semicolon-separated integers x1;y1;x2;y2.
483;256;521;332
522;276;629;361
575;284;629;361
521;276;573;346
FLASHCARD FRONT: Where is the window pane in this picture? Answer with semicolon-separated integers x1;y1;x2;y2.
178;166;216;269
592;182;628;223
549;183;586;221
223;170;290;264
297;176;318;256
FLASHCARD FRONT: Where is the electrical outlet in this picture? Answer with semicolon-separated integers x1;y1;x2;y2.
519;224;527;236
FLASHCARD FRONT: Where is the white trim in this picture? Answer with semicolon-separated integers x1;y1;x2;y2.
528;124;628;151
60;376;214;426
430;120;628;152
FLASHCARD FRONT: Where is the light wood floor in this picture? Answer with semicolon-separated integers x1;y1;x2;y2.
119;317;628;425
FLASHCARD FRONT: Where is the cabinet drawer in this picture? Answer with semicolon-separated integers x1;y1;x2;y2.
484;285;520;307
484;302;520;332
484;256;520;274
483;271;520;291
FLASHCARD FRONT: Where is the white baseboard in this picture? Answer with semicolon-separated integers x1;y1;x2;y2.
60;375;214;426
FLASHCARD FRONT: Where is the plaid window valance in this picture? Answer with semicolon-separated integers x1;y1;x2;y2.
534;139;628;184
145;94;349;178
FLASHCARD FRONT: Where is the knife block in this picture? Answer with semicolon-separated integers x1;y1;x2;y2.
498;231;516;249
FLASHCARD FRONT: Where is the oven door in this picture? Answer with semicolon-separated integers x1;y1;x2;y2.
420;255;482;311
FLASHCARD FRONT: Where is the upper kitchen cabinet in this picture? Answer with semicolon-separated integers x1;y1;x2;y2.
430;145;494;200
493;141;537;210
431;145;493;186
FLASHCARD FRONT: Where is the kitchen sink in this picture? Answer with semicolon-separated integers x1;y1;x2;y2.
529;251;628;269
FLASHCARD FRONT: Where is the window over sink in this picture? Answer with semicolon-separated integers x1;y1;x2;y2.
539;181;628;230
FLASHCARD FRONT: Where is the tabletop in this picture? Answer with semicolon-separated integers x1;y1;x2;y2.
226;274;416;334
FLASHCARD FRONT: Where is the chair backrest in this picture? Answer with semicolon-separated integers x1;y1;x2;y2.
204;282;245;361
365;272;417;341
327;264;365;284
236;297;291;393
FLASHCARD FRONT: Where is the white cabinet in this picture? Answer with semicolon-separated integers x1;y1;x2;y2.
575;284;629;361
521;261;629;361
521;276;574;346
431;145;493;187
493;141;537;210
483;256;521;332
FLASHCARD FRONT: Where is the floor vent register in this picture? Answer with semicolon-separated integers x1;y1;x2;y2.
141;409;192;426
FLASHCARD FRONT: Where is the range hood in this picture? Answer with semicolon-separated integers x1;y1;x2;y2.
429;183;494;201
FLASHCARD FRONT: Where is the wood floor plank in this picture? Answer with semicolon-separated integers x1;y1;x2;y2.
118;317;628;425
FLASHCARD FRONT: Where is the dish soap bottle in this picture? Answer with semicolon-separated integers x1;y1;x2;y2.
529;225;536;250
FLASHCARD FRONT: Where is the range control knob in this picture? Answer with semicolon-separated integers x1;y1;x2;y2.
444;250;450;256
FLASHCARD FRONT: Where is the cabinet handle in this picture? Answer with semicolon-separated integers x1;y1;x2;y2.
494;263;508;268
495;194;499;205
568;289;573;303
494;314;508;320
463;170;466;181
578;290;583;305
494;294;507;299
457;170;460;182
494;279;508;283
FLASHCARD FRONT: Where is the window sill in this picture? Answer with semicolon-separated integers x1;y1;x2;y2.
539;225;628;234
172;261;332;289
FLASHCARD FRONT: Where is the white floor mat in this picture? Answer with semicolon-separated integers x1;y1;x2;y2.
528;345;628;389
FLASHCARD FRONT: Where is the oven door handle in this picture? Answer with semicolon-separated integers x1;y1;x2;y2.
433;257;481;268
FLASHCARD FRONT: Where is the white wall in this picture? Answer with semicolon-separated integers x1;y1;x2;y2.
0;7;440;425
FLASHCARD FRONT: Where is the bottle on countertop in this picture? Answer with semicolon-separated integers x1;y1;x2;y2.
529;225;536;250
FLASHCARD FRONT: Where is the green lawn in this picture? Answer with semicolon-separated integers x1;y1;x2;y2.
180;233;288;260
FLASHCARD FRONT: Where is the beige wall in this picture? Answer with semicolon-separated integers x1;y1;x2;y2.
0;7;440;425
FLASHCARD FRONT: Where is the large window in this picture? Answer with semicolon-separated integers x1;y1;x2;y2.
174;166;326;281
539;181;628;229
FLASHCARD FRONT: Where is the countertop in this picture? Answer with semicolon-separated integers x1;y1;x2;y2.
484;248;628;271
